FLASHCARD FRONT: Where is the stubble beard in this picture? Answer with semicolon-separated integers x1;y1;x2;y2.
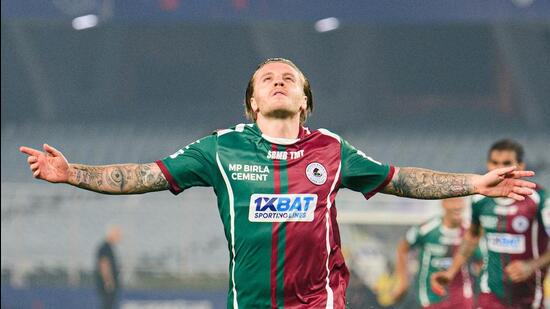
264;108;298;120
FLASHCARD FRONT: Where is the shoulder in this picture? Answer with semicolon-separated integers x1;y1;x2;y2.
417;217;442;236
315;128;342;142
214;123;253;137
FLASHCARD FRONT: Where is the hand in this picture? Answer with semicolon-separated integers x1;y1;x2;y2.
390;279;409;302
505;260;534;283
431;271;452;297
20;144;70;183
473;166;536;201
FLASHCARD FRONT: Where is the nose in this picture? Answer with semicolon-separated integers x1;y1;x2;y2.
273;77;285;87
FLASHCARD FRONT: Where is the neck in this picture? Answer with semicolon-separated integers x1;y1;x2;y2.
256;115;301;139
442;216;460;229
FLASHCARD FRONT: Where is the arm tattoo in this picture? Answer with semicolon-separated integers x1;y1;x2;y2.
382;167;475;199
68;163;169;194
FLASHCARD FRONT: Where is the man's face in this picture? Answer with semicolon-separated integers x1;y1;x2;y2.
442;198;465;225
250;62;308;121
487;150;524;172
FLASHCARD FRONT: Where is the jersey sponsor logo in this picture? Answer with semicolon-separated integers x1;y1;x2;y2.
480;215;498;229
267;150;304;160
228;164;270;182
486;233;525;254
511;215;530;233
306;162;327;185
248;194;317;222
431;257;453;270
439;236;461;246
494;205;518;216
425;244;447;256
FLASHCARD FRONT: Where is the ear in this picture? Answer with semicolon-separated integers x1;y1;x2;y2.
300;96;308;111
250;98;259;113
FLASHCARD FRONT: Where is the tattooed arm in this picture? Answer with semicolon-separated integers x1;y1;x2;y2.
20;144;168;194
381;166;536;200
68;163;168;194
381;167;475;199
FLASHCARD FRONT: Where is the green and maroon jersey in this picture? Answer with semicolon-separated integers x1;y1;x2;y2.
471;185;548;308
406;217;474;308
156;123;394;309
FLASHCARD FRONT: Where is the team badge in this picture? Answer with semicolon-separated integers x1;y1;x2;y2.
306;162;327;185
512;216;529;233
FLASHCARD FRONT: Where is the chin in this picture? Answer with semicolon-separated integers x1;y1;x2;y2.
265;108;298;119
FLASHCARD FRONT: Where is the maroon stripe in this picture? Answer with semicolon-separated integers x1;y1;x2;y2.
364;165;395;199
283;133;345;308
271;144;281;309
155;160;182;195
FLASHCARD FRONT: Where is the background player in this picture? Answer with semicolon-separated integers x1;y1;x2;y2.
431;139;549;309
391;197;482;308
20;59;537;308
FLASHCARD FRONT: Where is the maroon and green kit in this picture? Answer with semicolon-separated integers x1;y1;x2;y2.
471;185;548;309
156;123;394;308
405;218;475;308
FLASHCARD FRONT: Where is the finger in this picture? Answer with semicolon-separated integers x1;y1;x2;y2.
431;282;446;297
510;170;535;178
511;179;537;189
27;156;38;164
508;192;525;201
20;146;43;157
43;144;62;157
495;166;517;176
512;187;534;196
30;163;39;170
33;169;40;178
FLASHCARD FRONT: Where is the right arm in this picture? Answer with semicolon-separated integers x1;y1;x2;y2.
430;223;483;295
20;144;169;194
68;163;168;194
391;239;411;301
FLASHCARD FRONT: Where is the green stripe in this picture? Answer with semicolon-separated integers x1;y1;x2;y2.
277;145;288;308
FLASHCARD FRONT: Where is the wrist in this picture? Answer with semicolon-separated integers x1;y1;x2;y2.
470;174;482;195
67;164;77;185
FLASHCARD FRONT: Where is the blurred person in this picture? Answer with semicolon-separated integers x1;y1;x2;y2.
391;198;480;308
96;226;122;309
431;139;549;309
20;58;537;308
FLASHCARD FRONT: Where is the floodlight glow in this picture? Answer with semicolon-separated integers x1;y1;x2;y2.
72;14;98;30
314;17;340;33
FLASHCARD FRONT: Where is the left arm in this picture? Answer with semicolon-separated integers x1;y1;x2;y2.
381;166;535;200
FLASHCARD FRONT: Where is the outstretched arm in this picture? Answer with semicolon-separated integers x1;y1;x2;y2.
381;166;535;200
20;144;168;194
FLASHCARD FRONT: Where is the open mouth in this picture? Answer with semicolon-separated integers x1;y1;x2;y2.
272;90;287;96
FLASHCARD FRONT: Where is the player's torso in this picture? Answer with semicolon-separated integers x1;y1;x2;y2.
475;193;547;305
214;124;347;308
417;220;470;306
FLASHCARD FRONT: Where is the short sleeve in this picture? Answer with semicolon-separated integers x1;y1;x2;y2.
535;187;549;236
156;135;217;195
339;139;394;199
406;225;422;247
470;198;482;226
